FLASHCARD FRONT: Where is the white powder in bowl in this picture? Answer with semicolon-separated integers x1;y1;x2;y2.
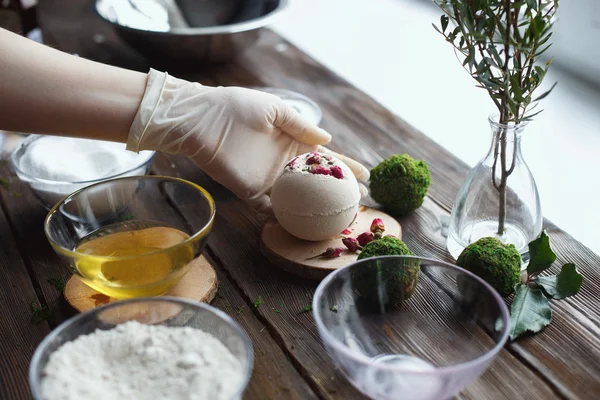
15;136;153;182
40;321;245;400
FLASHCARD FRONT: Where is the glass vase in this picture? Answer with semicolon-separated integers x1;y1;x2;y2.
447;116;542;266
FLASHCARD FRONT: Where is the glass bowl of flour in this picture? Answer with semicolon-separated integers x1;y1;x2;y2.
11;135;155;209
30;297;254;400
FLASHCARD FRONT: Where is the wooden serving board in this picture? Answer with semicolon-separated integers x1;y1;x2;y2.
64;255;218;313
262;205;401;280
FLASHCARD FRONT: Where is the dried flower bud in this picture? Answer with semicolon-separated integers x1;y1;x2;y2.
342;237;361;252
370;218;385;234
330;165;344;179
357;232;374;247
310;166;333;176
341;228;353;235
306;247;344;260
306;154;321;165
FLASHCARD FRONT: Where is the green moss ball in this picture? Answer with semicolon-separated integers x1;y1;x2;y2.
353;237;419;308
370;154;431;216
456;237;521;297
357;236;414;260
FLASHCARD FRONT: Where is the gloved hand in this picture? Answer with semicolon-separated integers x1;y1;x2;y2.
127;69;370;213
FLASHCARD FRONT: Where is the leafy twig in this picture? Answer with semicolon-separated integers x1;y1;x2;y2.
299;305;312;313
47;277;68;293
509;231;583;340
30;300;52;325
433;1;558;234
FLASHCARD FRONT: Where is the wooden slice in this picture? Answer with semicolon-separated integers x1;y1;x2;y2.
262;205;401;280
64;255;218;314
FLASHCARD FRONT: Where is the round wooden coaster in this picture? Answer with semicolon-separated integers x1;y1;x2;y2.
64;255;218;313
262;205;401;280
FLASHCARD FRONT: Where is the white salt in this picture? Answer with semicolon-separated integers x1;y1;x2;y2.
16;136;153;182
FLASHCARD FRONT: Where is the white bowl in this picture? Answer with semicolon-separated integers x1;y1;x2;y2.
11;135;155;209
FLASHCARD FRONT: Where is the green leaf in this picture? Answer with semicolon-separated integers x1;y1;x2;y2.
0;178;9;190
527;231;557;275
30;300;52;326
441;15;449;33
534;263;583;299
47;277;68;293
533;82;557;102
509;284;552;340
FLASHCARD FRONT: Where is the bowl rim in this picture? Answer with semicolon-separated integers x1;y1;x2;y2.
312;255;511;375
29;296;254;399
95;0;289;36
44;175;216;262
10;134;156;186
249;86;323;124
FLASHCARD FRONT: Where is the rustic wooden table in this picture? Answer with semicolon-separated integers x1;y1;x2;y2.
1;1;599;399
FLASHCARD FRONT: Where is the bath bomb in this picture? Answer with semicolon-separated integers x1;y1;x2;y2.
271;152;361;241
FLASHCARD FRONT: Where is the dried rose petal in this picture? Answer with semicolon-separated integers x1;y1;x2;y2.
285;156;299;168
341;228;352;235
330;165;344;179
342;237;361;252
306;154;321;165
310;166;333;176
357;232;374;247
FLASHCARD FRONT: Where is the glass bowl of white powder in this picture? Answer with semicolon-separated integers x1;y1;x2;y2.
30;297;253;400
11;135;155;210
313;256;510;400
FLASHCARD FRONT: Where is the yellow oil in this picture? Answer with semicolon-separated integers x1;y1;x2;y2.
74;221;195;299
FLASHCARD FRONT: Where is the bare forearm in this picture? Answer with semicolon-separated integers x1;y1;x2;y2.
0;28;147;143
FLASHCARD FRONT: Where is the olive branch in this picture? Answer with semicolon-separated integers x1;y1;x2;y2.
433;0;558;235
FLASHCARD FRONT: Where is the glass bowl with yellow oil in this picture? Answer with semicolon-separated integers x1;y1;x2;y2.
44;176;215;299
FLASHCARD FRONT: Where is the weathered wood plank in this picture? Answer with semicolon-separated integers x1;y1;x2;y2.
31;1;600;398
0;157;319;400
226;31;600;399
154;154;561;400
153;154;368;399
204;252;319;400
0;158;75;326
0;160;50;400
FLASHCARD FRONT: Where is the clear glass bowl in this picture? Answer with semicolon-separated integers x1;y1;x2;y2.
45;176;215;299
11;135;155;210
29;297;254;400
313;256;510;400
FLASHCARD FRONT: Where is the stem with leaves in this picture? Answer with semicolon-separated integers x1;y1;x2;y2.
433;0;558;234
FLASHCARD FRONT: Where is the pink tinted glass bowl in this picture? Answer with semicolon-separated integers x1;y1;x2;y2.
313;255;510;400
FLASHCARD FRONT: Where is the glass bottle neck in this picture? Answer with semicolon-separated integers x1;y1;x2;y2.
487;119;527;159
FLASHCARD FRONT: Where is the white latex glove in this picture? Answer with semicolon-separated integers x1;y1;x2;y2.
127;69;370;213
